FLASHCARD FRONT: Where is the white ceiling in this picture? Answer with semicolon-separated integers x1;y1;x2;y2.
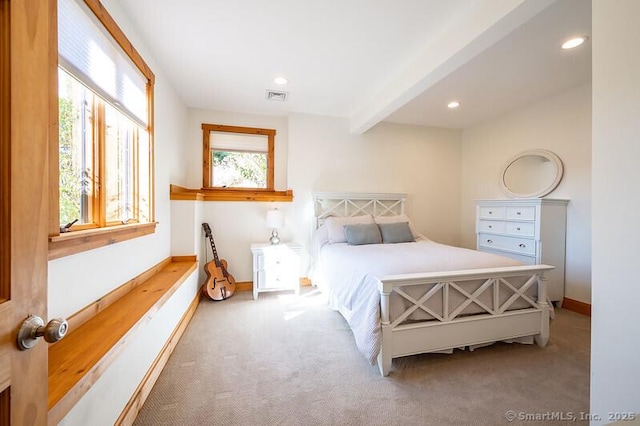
118;0;591;132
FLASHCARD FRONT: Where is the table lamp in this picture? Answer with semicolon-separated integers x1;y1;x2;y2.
266;208;284;245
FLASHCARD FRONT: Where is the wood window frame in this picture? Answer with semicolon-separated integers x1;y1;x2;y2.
49;0;156;259
202;123;275;191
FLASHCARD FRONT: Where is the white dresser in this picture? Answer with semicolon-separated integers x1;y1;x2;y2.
251;242;302;300
475;198;569;302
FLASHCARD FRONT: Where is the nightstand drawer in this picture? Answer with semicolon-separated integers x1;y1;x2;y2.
478;233;536;256
258;270;297;289
257;254;297;270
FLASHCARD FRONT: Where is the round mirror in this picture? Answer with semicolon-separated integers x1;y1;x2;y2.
501;149;563;198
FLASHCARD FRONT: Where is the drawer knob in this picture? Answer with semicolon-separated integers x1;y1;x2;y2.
516;227;521;231
488;225;492;229
488;211;493;215
517;211;522;215
519;243;526;248
487;239;493;244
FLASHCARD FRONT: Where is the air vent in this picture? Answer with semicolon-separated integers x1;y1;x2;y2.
265;90;288;101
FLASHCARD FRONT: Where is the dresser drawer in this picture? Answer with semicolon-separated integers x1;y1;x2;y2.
478;233;536;256
504;222;535;237
478;206;506;219
477;220;505;234
506;206;535;221
478;247;536;265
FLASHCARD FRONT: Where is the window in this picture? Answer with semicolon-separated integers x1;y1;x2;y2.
58;69;151;228
50;0;155;258
202;124;275;191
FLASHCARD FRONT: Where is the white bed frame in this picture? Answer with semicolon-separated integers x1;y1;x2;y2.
313;192;552;376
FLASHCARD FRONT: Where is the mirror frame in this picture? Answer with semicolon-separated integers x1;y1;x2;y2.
500;149;564;198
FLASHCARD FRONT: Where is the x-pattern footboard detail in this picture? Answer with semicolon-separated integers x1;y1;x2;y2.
376;264;554;376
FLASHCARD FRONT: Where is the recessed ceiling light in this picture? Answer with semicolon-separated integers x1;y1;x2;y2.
447;101;460;109
273;77;288;85
561;35;589;50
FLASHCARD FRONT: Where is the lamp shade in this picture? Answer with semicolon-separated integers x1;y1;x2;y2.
266;209;284;229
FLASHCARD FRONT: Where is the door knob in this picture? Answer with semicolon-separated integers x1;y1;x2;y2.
17;315;69;350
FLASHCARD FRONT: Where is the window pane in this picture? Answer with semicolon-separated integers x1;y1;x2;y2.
212;150;267;188
58;69;95;226
137;129;151;222
105;104;135;223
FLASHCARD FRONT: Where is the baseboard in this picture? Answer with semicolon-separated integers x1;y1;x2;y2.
235;277;312;293
235;281;253;292
116;290;202;425
562;297;591;317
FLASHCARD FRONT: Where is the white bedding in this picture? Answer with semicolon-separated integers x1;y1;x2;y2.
312;238;527;364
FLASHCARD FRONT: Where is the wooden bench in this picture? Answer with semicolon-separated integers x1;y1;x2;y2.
48;256;198;424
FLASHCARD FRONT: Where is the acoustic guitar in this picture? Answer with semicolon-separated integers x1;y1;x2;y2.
202;223;236;300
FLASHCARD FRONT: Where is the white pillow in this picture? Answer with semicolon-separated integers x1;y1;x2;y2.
310;225;329;258
374;214;423;240
325;214;374;244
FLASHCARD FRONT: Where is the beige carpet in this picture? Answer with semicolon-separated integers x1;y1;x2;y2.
134;288;590;426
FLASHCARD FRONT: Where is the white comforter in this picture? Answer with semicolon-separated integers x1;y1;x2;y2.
313;239;524;364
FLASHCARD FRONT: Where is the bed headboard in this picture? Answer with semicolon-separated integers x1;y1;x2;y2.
312;192;407;228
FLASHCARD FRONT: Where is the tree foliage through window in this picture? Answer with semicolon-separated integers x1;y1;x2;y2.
213;150;267;188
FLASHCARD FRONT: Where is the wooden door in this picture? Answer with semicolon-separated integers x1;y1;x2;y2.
1;0;55;424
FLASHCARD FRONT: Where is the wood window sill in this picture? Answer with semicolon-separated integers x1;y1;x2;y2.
169;184;294;202
48;222;157;260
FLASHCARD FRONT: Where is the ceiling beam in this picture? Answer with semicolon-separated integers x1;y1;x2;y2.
348;0;558;134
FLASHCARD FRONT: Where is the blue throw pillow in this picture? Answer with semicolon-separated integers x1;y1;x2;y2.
378;222;415;244
343;223;382;245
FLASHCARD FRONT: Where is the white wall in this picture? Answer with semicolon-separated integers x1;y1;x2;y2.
591;0;640;422
460;84;592;304
48;0;194;423
287;114;463;267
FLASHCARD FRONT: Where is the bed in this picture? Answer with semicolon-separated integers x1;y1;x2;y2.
311;192;553;376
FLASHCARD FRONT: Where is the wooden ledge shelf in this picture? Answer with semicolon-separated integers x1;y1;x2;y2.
47;257;198;424
48;222;158;260
169;184;294;202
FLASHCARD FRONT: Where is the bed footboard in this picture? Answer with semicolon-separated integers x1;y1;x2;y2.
377;265;553;376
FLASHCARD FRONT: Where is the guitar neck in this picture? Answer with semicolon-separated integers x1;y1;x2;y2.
203;224;224;268
210;239;222;266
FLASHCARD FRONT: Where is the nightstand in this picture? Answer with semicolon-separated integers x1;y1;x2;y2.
251;242;302;300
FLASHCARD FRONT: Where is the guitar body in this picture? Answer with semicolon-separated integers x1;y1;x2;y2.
202;223;236;301
203;258;236;301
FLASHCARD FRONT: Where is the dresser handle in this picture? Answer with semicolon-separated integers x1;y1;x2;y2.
488;211;493;215
488;225;492;228
517;211;522;215
519;243;526;248
487;239;493;244
516;227;521;231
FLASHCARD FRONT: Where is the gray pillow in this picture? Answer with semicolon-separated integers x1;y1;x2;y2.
378;222;415;244
343;223;382;245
